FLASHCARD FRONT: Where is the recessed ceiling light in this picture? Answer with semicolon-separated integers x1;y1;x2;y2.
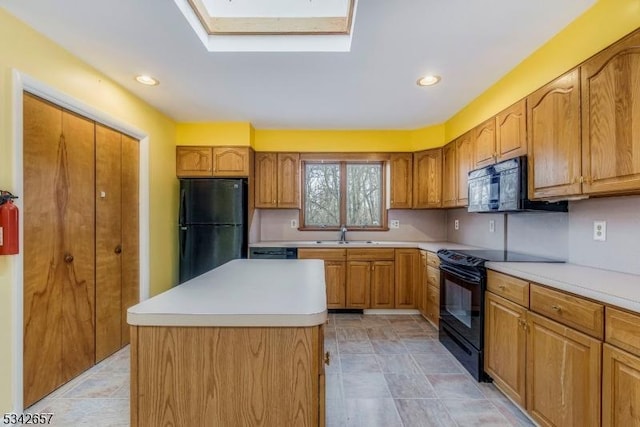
417;75;441;87
135;75;159;86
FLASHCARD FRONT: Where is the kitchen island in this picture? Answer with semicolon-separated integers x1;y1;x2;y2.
127;259;328;427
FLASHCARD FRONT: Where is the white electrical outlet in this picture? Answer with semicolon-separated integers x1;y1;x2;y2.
593;220;606;241
489;220;495;233
454;219;459;230
290;219;298;229
390;219;400;229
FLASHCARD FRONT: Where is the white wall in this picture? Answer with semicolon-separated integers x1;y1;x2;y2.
257;209;448;242
446;196;640;275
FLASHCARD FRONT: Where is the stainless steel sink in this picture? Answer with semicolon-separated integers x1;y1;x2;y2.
314;240;378;245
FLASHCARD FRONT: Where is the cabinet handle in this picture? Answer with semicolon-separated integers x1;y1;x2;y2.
272;199;276;204
551;305;562;312
114;244;122;255
64;253;74;263
324;351;331;366
498;285;506;290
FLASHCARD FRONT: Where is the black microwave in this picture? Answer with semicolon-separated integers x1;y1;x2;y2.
467;156;567;213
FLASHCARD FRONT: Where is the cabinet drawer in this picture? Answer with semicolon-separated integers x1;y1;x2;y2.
606;307;640;357
426;266;440;287
427;252;440;268
487;270;529;307
530;284;604;339
298;248;346;261
347;248;395;261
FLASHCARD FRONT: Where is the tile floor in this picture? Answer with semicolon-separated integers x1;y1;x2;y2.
25;313;534;426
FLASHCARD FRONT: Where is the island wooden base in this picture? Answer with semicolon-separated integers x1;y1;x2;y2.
130;325;325;427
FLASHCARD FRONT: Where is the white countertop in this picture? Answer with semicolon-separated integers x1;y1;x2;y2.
127;259;328;327
250;240;477;251
487;262;640;314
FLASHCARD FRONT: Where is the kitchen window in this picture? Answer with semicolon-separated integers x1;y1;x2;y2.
301;160;386;230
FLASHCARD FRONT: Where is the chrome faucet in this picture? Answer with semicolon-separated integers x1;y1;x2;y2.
339;224;348;242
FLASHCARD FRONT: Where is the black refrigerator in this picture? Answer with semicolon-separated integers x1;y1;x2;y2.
179;178;248;283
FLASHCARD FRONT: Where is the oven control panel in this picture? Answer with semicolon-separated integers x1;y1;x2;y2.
437;249;485;267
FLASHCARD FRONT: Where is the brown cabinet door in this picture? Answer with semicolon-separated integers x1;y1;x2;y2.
418;251;428;316
389;153;413;208
426;284;440;328
581;30;640;195
527;69;582;199
484;292;527;406
95;124;123;362
176;146;213;177
212;146;250;176
394;249;419;309
255;152;277;208
121;134;139;345
455;132;473;207
370;261;395;308
413;148;442;209
23;94;96;407
277;153;301;208
325;261;346;309
442;141;457;207
474;118;497;168
602;344;640;427
526;311;601;427
496;99;527;162
346;261;370;308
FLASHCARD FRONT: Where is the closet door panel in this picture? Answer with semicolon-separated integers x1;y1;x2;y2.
60;110;96;382
121;134;139;345
95;124;123;362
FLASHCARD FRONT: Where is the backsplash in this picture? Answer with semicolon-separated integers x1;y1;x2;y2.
256;209;447;242
447;195;640;275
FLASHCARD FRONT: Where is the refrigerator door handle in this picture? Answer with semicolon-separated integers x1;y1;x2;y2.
179;188;187;225
179;226;188;261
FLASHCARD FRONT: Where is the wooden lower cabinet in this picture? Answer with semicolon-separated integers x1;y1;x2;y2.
131;324;325;427
346;261;371;308
484;292;527;406
394;249;420;309
371;261;395;308
298;249;346;309
602;344;640;427
418;251;428;316
526;312;601;427
425;263;440;328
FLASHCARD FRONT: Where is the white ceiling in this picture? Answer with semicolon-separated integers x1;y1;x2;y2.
1;0;595;129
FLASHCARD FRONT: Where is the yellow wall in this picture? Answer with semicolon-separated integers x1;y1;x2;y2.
176;124;446;152
445;0;640;141
0;9;178;412
176;122;253;146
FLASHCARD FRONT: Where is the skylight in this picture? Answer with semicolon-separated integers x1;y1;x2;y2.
173;0;357;52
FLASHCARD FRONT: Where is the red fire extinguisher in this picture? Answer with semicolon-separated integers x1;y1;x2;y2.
0;191;19;255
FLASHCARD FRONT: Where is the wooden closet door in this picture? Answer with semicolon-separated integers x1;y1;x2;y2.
23;94;96;407
95;124;123;362
120;134;139;345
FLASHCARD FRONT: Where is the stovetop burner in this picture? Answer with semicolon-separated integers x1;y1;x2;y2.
437;249;564;268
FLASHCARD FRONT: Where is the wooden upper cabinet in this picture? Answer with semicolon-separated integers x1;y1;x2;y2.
255;152;278;208
496;99;528;162
255;152;300;208
527;69;582;200
413;148;442;208
176;146;213;177
276;153;301;208
474;117;497;168
581;29;640;196
442;141;457;207
389;153;413;208
456;132;473;207
212;146;251;177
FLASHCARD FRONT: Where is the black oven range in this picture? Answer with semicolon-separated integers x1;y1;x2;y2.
436;249;563;382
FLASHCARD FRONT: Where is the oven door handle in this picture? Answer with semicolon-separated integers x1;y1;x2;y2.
439;264;483;284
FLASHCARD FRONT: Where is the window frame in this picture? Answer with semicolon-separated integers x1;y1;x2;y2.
300;157;388;231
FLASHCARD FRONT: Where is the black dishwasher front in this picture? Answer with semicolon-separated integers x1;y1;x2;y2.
249;247;298;259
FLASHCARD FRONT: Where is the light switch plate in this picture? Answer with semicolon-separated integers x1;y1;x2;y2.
593;220;606;241
454;219;459;230
489;220;495;233
390;220;400;229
